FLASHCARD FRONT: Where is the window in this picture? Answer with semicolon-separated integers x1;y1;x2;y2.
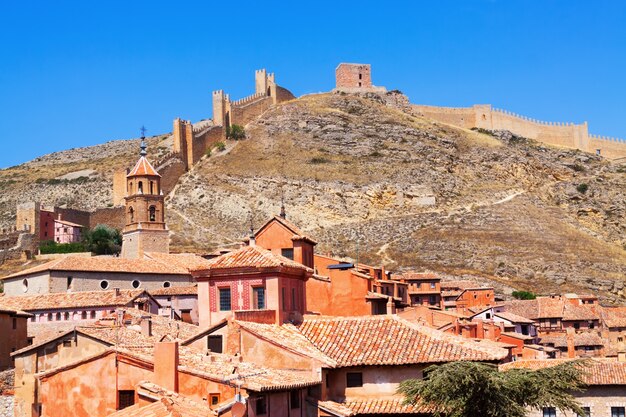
149;181;154;194
219;288;231;311
577;407;591;417
612;407;625;417
56;312;61;321
429;295;437;305
30;316;36;322
100;280;109;290
281;248;294;260
209;394;220;406
67;276;73;290
138;181;143;194
290;390;300;409
163;281;171;288
282;287;286;310
574;322;580;330
63;227;68;233
255;395;267;415
132;280;141;289
430;282;436;289
253;287;265;309
81;311;87;320
149;206;156;222
346;372;363;387
589;321;595;329
12;318;17;330
64;312;70;321
619;337;624;343
90;310;96;319
128;207;134;223
550;318;558;325
22;279;28;293
48;313;53;321
63;340;72;347
118;390;135;410
208;335;223;353
486;313;491;319
359;73;362;80
543;407;557;417
291;288;297;310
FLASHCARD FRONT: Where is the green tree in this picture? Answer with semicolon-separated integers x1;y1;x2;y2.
226;124;245;140
398;361;586;417
83;225;122;255
512;290;537;300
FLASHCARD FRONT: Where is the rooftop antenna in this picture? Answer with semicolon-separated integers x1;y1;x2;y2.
140;125;147;157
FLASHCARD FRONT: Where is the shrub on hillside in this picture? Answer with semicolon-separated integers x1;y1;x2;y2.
215;141;226;152
226;124;246;140
576;183;589;193
512;290;536;300
39;240;87;254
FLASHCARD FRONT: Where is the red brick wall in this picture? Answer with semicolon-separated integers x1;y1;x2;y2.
335;64;372;88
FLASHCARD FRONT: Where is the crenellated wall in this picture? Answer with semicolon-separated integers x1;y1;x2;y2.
413;104;626;159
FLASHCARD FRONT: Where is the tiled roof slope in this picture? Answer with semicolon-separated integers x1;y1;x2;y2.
198;245;312;272
297;315;508;366
150;285;198;296
127;156;161;177
494;311;535;324
235;320;335;366
503;298;566;320
107;382;215;417
599;306;626;328
539;332;603;348
255;215;317;244
0;289;150;311
319;399;432;416
2;252;212;279
562;304;599;321
500;359;626;385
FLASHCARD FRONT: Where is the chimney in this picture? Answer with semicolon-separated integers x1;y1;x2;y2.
140;316;152;337
154;341;179;392
386;298;396;315
566;328;576;359
114;287;120;297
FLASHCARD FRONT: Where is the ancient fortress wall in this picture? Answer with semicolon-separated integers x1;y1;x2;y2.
413;104;626;159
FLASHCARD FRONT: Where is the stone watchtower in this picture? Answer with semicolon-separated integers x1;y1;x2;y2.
120;137;169;258
335;63;372;89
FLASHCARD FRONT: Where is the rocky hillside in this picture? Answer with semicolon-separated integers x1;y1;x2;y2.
1;91;625;301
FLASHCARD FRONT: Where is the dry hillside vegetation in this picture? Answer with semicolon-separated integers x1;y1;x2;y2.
1;92;624;300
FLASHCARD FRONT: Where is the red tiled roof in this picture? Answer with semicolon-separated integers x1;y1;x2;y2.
319;398;431;416
150;285;198;296
0;289;152;311
197;245;313;273
493;311;535;324
539;332;603;348
54;219;85;228
562;304;599;321
536;298;565;319
297;315;508;366
107;382;215;417
500;359;626;385
440;280;481;290
127;156;161;177
599;306;626;328
2;253;212;279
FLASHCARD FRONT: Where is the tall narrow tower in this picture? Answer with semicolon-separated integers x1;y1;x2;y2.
121;133;169;258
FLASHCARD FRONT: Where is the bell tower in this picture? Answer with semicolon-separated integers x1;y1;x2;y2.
121;131;169;258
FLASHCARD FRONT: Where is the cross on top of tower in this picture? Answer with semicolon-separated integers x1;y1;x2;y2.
140;126;147;157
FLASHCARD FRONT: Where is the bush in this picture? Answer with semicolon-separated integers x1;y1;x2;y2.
576;183;589;193
82;225;122;255
226;124;246;140
215;141;226;152
309;157;331;164
512;290;536;300
570;164;586;172
205;149;212;157
39;241;87;254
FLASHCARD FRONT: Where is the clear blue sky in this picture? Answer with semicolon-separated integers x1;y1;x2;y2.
1;1;625;168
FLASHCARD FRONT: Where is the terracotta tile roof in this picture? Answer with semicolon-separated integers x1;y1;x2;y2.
2;256;189;279
28;321;91;345
539;332;604;348
500;358;626;385
562;304;599;321
440;280;481;290
0;289;154;311
54;219;85;228
107;382;215;417
150;285;198;296
143;252;214;272
493;311;535;324
297;315;508;366
234;320;335;366
398;272;439;281
318;398;431;416
127;156;161;177
500;331;534;340
536;298;565;319
255;215;318;245
502;299;540;320
197;245;313;273
0;302;30;317
599;306;626;328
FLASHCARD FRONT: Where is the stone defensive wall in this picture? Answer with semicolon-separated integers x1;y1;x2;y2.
413;104;626;159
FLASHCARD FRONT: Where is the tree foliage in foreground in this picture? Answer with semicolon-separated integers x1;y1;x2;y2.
82;225;122;255
398;361;587;417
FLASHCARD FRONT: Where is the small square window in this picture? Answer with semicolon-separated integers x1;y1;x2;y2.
209;394;220;406
612;407;625;417
543;407;557;417
577;406;590;417
346;372;363;388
